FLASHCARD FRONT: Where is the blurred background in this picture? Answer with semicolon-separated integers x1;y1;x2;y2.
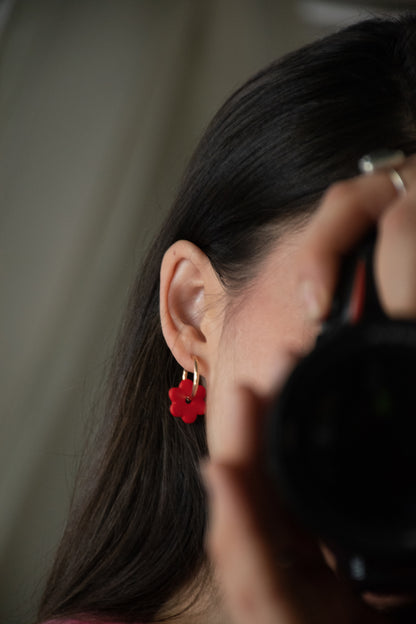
0;0;413;621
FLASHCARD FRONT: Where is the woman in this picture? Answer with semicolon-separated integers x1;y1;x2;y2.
38;13;416;624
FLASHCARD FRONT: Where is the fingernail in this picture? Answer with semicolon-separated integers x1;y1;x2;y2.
299;279;324;321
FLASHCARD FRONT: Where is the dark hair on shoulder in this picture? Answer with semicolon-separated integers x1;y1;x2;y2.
38;13;416;623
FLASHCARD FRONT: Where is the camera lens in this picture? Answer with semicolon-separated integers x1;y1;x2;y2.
267;321;416;559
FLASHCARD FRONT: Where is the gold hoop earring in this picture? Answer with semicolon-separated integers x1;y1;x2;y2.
182;357;200;398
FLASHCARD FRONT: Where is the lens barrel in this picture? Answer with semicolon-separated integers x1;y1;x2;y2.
267;322;416;559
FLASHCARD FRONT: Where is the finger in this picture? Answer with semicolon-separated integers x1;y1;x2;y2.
376;185;416;317
297;155;416;320
203;462;297;624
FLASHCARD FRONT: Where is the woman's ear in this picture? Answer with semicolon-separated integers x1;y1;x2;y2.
160;240;225;378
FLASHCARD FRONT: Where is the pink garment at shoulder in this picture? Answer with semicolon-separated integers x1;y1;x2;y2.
44;620;143;624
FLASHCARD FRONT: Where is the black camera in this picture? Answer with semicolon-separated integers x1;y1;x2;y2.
267;230;416;593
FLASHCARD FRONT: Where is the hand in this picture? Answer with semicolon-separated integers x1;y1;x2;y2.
202;377;388;624
297;153;416;322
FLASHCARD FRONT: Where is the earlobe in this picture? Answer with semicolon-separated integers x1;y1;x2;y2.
160;240;224;377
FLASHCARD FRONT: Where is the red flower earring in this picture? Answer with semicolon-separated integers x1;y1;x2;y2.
169;358;206;424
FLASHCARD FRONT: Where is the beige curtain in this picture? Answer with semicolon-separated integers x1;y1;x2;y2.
0;0;378;621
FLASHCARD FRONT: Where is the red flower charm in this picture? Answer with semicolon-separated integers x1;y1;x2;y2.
169;378;206;424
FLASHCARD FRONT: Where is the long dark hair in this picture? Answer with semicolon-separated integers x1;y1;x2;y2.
38;15;416;623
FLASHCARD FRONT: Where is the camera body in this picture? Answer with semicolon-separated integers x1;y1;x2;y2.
267;231;416;592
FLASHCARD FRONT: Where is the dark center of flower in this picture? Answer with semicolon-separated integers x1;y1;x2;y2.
185;397;191;404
